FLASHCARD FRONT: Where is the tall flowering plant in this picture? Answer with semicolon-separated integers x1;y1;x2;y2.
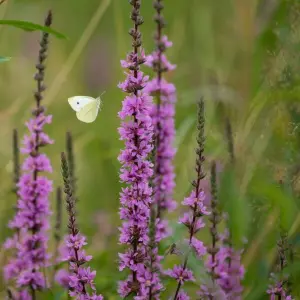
211;230;244;299
198;162;226;300
167;100;209;300
142;0;177;298
60;152;103;300
117;0;155;298
4;11;54;299
145;0;177;238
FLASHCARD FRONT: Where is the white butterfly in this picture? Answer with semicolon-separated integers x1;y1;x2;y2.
68;95;102;123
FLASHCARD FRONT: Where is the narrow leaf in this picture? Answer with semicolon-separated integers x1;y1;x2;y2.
219;166;249;247
0;20;67;39
0;56;11;62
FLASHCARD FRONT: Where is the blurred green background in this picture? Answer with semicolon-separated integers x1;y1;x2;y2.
1;0;300;298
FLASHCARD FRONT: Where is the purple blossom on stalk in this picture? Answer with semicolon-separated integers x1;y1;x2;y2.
117;0;155;298
170;100;208;300
173;291;190;300
3;11;54;298
60;152;103;300
145;1;177;297
198;161;222;297
212;240;245;299
144;0;177;236
55;131;77;287
206;118;244;299
199;229;244;299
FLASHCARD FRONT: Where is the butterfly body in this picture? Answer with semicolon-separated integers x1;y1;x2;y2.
68;96;101;123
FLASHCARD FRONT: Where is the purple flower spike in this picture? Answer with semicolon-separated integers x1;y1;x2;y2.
170;100;207;300
145;30;177;239
61;152;103;300
213;243;244;299
117;0;154;298
3;11;54;298
143;1;177;298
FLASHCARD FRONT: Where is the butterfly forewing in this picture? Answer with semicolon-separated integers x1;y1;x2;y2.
68;96;95;112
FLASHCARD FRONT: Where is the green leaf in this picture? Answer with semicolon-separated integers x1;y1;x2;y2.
219;166;250;247
0;56;11;62
0;20;67;39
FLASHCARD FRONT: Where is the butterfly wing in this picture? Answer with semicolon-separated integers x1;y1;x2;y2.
68;96;95;112
76;100;100;123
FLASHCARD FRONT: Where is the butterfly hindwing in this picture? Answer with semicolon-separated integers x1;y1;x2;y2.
76;100;100;123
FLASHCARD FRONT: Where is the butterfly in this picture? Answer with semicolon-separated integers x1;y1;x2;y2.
68;95;102;123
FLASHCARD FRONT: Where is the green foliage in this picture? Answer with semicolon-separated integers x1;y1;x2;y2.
0;20;67;39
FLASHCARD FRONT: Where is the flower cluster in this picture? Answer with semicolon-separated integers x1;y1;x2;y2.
61;152;103;299
168;100;208;299
140;2;177;298
145;32;177;241
167;190;209;298
197;162;241;299
213;243;245;299
4;11;53;298
7;113;53;290
4;102;53;293
65;234;102;299
180;191;209;259
117;0;155;298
